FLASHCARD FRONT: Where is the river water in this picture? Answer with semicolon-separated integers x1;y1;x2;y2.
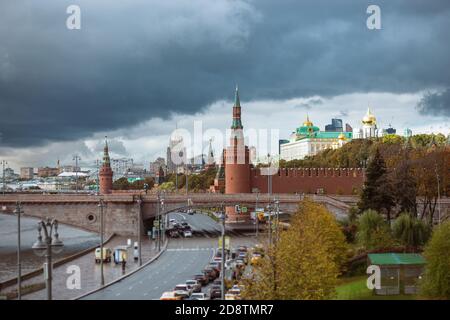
0;213;99;282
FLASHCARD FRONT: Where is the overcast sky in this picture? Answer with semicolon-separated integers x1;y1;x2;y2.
0;0;449;171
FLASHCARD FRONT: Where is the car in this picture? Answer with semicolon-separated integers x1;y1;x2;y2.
183;230;192;238
169;229;180;238
190;292;209;300
235;259;245;268
209;262;221;272
181;221;189;228
193;274;209;286
238;245;248;253
187;209;194;215
173;284;191;298
238;252;248;263
225;293;238;300
95;247;112;263
160;291;182;300
185;279;202;293
203;267;218;280
209;285;222;299
251;253;262;265
169;218;176;223
213;279;221;286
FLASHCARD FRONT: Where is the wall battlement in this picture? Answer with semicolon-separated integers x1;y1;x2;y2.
251;167;365;178
250;167;365;195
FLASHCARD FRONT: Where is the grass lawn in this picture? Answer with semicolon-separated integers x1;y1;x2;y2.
334;276;417;300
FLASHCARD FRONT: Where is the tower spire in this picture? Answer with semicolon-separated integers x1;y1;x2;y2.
231;85;243;129
103;136;111;167
235;84;240;108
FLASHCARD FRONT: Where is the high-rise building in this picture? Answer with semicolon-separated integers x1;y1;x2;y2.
20;167;34;180
166;133;186;174
150;157;165;176
37;167;60;177
345;123;353;133
404;128;413;138
325;118;343;132
383;125;397;135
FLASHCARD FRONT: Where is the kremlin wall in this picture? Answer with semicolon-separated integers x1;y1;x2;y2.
249;167;364;195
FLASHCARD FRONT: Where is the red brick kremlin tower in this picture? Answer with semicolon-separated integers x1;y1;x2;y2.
224;86;251;221
99;137;113;194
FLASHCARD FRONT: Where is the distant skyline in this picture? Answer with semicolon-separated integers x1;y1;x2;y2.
1;1;449;170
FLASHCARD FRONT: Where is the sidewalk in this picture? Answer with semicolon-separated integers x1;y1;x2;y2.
15;236;160;300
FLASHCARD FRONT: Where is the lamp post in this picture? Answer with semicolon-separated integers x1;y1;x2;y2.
219;203;226;300
156;192;161;252
160;194;165;247
1;160;7;195
274;198;280;244
136;197;142;266
266;202;272;247
32;218;64;300
73;155;81;193
98;199;106;285
95;159;100;195
255;192;259;238
14;201;23;299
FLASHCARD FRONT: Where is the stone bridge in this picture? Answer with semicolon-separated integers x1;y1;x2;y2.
0;193;358;236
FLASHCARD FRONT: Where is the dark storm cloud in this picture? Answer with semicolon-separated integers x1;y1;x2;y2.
417;88;450;117
93;138;128;156
1;0;450;148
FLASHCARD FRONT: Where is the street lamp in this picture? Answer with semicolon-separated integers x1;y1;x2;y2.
32;218;64;300
14;201;23;299
255;192;259;238
274;198;280;244
160;194;165;247
266;202;272;247
95;159;100;195
219;203;226;300
98;199;106;285
73;155;81;193
136;197;142;266
156;192;161;252
1;160;7;195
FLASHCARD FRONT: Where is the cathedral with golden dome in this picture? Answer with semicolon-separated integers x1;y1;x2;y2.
354;108;378;139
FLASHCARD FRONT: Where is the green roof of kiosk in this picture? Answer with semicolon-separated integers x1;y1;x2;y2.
368;253;426;266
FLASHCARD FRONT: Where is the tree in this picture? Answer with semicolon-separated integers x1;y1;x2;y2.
358;148;395;222
420;221;450;299
242;199;348;300
356;210;394;250
392;213;430;249
392;152;417;216
112;177;130;190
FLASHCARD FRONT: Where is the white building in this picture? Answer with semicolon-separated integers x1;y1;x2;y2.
280;116;352;161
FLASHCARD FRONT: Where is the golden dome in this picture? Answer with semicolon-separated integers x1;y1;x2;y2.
303;115;313;126
338;133;346;140
362;107;376;125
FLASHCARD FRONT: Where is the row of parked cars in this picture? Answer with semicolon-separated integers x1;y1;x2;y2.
160;246;250;300
168;219;193;238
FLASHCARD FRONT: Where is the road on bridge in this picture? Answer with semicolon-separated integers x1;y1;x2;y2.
81;211;258;300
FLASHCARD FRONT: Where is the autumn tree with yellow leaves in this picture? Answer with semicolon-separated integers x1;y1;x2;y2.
242;199;348;300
